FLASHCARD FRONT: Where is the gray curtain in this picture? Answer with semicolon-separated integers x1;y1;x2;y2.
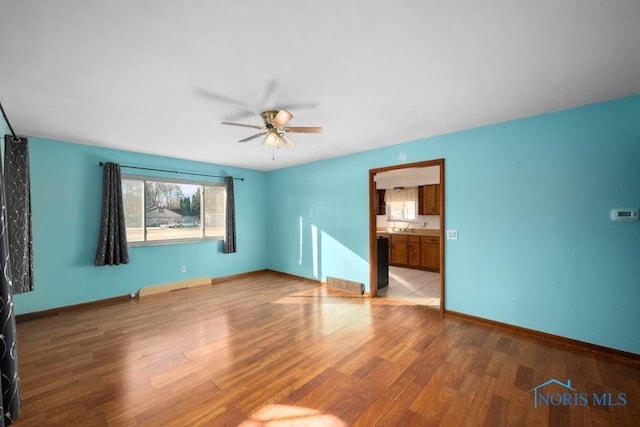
0;143;21;426
94;162;129;266
3;136;33;294
222;176;236;253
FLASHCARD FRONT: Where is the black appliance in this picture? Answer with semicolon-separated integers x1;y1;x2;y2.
377;236;389;289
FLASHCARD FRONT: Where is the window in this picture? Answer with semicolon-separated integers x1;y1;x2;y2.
122;175;225;245
385;188;418;221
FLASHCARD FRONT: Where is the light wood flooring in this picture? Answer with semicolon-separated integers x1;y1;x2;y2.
13;272;640;426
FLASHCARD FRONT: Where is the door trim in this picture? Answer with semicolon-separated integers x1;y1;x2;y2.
369;158;445;313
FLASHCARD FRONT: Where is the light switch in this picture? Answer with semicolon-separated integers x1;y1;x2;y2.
447;230;458;240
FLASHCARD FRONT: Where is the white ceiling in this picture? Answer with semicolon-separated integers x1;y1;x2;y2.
1;1;639;171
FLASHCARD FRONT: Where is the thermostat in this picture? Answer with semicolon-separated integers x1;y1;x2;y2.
610;208;639;222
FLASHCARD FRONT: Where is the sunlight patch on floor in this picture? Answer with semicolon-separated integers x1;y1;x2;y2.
388;272;413;286
384;266;441;308
240;404;346;427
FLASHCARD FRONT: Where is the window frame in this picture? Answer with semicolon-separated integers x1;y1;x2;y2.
122;174;226;246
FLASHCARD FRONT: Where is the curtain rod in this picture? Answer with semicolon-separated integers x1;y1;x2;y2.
0;100;17;138
98;162;244;181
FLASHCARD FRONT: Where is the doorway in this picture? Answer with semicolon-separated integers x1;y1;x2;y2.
368;159;445;312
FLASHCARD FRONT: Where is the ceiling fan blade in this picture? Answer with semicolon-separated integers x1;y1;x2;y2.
222;109;259;122
258;78;278;108
238;132;267;143
280;102;318;111
284;126;323;134
281;133;296;149
196;89;250;107
272;109;293;128
221;121;265;130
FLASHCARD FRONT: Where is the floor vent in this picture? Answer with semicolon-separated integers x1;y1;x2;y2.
326;277;365;295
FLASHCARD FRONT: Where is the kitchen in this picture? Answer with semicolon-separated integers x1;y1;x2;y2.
374;164;441;308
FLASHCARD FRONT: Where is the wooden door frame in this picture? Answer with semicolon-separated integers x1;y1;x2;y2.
369;158;446;313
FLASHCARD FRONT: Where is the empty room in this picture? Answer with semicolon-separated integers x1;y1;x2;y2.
0;1;639;426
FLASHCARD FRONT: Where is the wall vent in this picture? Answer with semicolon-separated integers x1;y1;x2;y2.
326;277;365;295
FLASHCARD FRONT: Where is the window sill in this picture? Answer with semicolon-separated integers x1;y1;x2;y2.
128;237;223;247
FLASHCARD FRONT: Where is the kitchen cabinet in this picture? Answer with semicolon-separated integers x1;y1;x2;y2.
376;189;386;215
389;234;408;265
419;184;440;215
421;236;440;272
388;233;440;272
408;236;421;267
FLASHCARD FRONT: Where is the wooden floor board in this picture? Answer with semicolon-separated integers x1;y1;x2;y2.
12;272;640;426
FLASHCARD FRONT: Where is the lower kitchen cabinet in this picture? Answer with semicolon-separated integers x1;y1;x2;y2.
408;236;421;267
389;234;440;272
390;234;408;265
421;236;440;272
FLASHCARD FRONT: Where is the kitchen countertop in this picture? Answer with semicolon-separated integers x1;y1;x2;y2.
377;228;440;237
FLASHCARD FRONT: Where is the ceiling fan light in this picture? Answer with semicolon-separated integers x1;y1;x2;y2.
264;129;279;146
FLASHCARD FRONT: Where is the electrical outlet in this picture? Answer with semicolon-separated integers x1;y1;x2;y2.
446;230;458;240
181;265;186;273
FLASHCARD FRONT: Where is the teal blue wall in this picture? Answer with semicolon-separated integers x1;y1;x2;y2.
0;118;8;140
15;138;268;314
266;155;370;285
6;96;640;354
266;96;640;354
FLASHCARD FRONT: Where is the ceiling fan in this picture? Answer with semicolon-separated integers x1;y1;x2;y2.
221;109;322;151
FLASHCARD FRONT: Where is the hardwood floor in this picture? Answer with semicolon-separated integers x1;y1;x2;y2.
13;272;640;426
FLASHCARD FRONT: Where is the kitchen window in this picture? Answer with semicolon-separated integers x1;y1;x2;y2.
122;175;225;245
385;187;418;221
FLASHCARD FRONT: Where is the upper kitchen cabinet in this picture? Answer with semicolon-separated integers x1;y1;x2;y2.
419;184;440;215
376;189;386;215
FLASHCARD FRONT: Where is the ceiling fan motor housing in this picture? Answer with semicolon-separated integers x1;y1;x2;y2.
261;110;280;127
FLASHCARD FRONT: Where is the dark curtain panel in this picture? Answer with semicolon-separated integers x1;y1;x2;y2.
3;136;33;294
0;146;21;426
94;162;129;266
222;176;236;254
